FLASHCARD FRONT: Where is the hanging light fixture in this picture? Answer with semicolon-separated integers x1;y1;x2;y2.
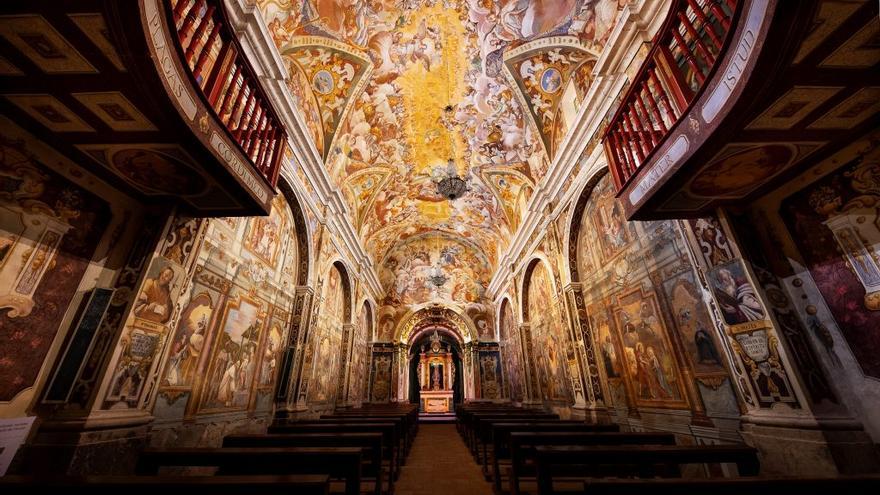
435;157;469;200
429;264;448;287
428;234;447;287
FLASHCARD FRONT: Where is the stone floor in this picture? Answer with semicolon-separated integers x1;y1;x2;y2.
394;423;494;495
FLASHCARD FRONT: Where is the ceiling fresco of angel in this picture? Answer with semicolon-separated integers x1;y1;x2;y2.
257;0;626;306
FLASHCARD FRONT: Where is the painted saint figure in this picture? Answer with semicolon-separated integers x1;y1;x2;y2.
134;266;175;323
713;267;765;325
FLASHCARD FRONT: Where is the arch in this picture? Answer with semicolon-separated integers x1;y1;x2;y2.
330;260;354;324
357;298;375;340
521;256;557;322
521;255;572;403
495;295;515;341
409;323;463;349
406;326;465;405
277;177;312;287
567;167;608;284
393;304;478;345
497;296;525;401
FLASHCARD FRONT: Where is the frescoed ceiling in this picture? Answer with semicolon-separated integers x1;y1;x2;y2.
257;0;626;308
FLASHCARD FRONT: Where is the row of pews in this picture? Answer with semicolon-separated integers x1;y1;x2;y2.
1;403;418;495
456;402;880;494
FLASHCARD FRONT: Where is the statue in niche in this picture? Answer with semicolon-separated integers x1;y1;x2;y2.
432;363;442;390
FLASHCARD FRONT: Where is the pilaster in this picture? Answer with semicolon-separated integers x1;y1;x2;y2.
28;208;208;474
563;283;611;421
276;285;314;411
682;211;880;474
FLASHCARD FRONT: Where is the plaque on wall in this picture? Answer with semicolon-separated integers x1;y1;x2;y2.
0;416;36;475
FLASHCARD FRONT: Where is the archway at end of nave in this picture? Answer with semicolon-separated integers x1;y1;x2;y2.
407;326;463;413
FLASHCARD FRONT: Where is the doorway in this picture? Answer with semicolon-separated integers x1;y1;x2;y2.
408;331;463;408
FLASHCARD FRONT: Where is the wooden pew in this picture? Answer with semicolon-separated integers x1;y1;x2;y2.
136;447;362;495
534;445;760;495
468;413;560;457
268;422;400;478
455;404;523;433
505;432;674;495
327;411;418;447
320;415;411;456
485;422;620;478
223;433;389;495
578;475;880;494
465;412;559;453
0;475;330;495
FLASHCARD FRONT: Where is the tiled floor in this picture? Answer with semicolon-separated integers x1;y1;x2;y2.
395;424;494;495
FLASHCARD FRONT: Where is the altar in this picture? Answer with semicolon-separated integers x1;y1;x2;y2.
417;331;455;414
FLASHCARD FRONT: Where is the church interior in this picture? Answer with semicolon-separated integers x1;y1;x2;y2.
1;0;879;492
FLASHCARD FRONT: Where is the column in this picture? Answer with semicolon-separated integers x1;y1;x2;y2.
336;323;356;408
682;212;879;475
518;323;542;406
563;283;610;421
275;286;314;411
29;208;208;474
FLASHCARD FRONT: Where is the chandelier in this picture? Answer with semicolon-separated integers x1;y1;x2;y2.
428;264;447;287
435;158;468;200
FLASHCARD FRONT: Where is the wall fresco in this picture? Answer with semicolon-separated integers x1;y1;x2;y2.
526;262;571;402
307;264;346;404
478;349;504;399
499;299;524;401
0;134;111;401
370;351;394;402
575;174;709;410
153;194;300;416
782;155;880;378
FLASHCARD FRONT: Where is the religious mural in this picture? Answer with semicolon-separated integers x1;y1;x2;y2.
256;0;628;323
575;174;721;410
370;351;394;402
782;154;880;379
478;349;504;400
348;303;372;405
499;299;524;401
526;262;571;402
466;303;495;341
0;133;111;401
613;289;684;405
378;234;491;307
661;273;724;374
153;194;299;417
706;260;767;328
503;38;597;159
307;265;346;404
105;257;186;409
200;297;264;411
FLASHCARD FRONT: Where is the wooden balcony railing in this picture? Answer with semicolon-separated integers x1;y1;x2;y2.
603;0;740;190
169;0;285;187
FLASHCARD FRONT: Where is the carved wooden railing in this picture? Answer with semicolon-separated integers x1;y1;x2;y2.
603;0;740;190
169;0;284;187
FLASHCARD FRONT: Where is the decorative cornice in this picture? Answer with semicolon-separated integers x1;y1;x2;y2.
488;0;667;300
226;0;382;302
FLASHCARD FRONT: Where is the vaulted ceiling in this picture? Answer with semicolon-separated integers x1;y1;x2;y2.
257;0;624;306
